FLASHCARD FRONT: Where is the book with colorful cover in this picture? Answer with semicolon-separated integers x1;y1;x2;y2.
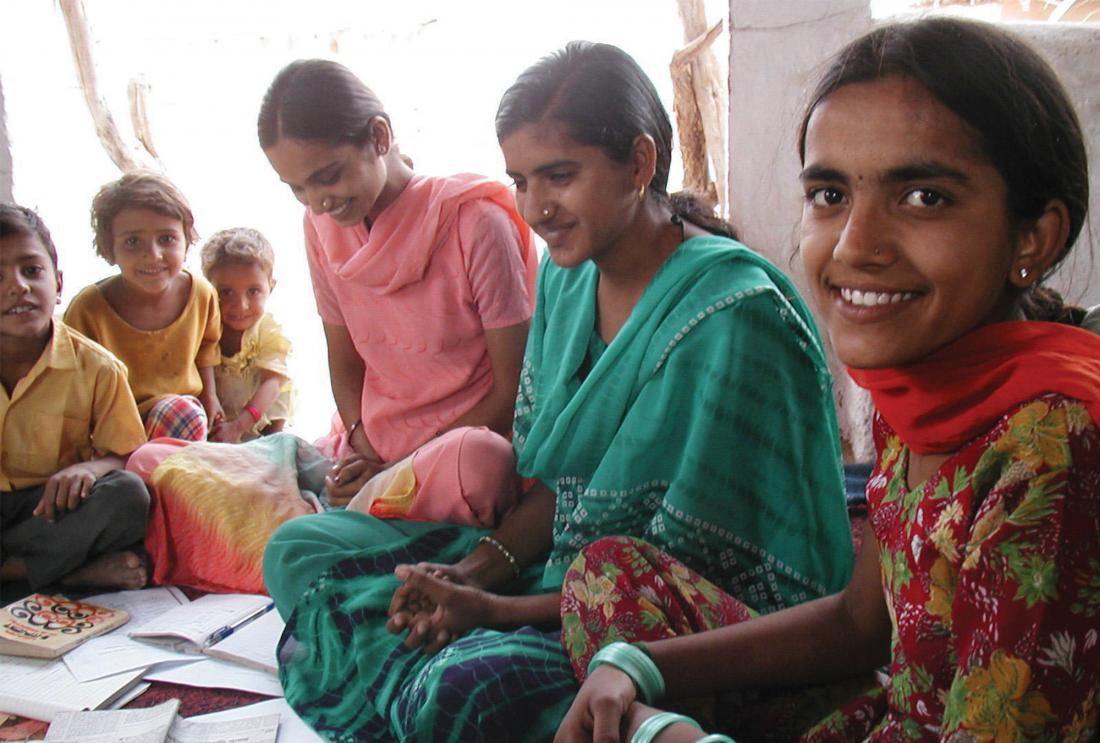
0;594;129;659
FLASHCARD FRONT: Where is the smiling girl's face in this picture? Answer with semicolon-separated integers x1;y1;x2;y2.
799;76;1031;369
111;208;187;298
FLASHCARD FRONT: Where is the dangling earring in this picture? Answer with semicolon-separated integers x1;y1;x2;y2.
638;184;646;202
1019;267;1030;280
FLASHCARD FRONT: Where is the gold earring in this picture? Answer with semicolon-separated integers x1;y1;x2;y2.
639;184;646;202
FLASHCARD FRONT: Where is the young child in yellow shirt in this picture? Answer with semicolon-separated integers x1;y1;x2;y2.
1;204;149;590
200;228;293;443
64;171;222;441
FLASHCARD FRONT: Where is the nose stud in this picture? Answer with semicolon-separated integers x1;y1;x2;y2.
322;198;332;211
873;247;881;256
541;207;551;218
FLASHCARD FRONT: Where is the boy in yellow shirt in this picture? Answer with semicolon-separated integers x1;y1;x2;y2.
0;204;149;590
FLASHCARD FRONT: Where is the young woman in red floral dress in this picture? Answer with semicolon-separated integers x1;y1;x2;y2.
556;17;1100;743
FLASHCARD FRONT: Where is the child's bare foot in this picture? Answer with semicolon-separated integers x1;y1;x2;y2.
60;551;148;590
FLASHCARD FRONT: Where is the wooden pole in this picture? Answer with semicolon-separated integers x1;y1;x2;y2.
673;0;728;216
670;44;711;202
59;0;142;172
129;77;160;162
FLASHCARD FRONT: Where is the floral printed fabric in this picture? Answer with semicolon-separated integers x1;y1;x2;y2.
561;535;755;681
561;536;868;742
564;394;1100;742
808;393;1100;741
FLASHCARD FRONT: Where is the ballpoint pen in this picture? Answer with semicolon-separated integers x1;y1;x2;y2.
203;601;275;649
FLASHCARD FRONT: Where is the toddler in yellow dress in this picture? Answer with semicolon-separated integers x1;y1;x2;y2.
201;228;293;443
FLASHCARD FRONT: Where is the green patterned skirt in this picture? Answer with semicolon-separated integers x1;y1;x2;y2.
264;511;577;742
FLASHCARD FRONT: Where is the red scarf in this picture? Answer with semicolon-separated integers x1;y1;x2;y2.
848;321;1100;454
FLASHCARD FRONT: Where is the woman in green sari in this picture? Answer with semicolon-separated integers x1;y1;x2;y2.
262;41;852;742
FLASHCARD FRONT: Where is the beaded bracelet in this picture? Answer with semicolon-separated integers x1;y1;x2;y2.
630;712;701;743
243;403;262;422
478;535;520;578
587;642;665;705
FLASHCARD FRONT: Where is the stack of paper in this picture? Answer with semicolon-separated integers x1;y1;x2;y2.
0;587;288;723
0;656;146;722
45;699;281;743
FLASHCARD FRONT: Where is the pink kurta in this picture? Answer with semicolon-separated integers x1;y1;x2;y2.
305;173;537;462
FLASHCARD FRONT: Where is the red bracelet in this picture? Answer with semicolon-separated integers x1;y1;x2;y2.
244;404;262;422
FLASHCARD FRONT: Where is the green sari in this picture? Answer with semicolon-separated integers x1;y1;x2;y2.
520;236;852;606
265;236;852;742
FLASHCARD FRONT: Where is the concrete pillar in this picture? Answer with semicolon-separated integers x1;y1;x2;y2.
727;0;875;459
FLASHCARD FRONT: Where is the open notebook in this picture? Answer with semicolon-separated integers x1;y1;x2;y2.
128;593;282;673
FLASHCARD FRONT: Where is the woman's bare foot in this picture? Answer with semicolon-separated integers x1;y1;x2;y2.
60;551;148;589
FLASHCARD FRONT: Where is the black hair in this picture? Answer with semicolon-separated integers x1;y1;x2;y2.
497;41;734;238
0;203;59;269
258;59;391;150
799;18;1088;322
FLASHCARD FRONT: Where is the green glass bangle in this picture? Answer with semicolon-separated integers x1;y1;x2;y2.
587;642;665;705
696;735;737;743
630;712;701;743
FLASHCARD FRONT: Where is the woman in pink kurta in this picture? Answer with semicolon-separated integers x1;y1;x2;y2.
259;60;537;526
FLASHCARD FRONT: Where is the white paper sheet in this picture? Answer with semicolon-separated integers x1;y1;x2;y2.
187;699;323;743
45;699;279;743
143;657;284;697
205;610;284;674
64;588;193;682
108;681;152;710
46;699;178;742
0;656;145;722
169;712;278;743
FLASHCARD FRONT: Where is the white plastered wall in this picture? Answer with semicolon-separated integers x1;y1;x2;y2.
726;1;1100;460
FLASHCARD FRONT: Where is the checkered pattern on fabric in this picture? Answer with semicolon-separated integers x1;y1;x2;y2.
144;395;207;441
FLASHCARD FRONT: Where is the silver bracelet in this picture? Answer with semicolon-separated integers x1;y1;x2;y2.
346;418;364;444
